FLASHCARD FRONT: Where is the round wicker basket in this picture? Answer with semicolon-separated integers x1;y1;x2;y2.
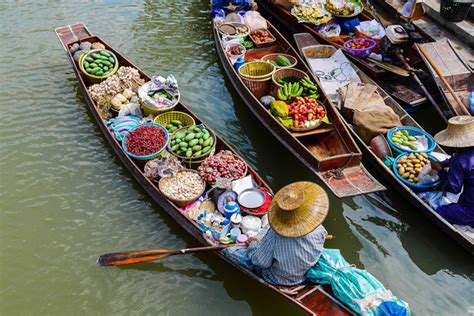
158;169;206;207
272;68;308;89
238;61;275;80
261;53;297;69
168;126;217;168
154;111;195;127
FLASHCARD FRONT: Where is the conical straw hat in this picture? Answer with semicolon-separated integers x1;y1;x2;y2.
268;182;329;238
434;116;474;148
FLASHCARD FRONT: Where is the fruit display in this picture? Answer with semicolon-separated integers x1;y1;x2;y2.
269;55;292;67
82;49;117;77
169;125;214;158
165;119;184;134
198;150;247;183
250;29;275;45
270;100;289;118
125;125;168;157
396;153;430;183
226;44;245;57
391;129;418;150
325;0;362;16
345;38;373;50
292;4;332;25
287;97;326;129
277;76;320;101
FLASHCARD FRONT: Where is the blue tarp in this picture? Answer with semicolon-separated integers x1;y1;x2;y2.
307;249;410;316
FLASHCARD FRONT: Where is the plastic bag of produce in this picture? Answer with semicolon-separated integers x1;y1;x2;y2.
356;20;385;39
118;99;143;118
243;11;267;31
139;74;179;110
307;249;410;316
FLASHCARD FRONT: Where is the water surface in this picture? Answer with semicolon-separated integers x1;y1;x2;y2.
0;1;472;315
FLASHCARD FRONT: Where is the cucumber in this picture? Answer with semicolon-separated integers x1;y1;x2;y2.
203;133;210;140
170;120;182;126
202;129;209;135
83;61;89;68
189;139;199;147
171;145;179;152
102;61;112;67
203;138;212;147
193;151;202;157
184;133;195;141
90;67;101;74
174;132;186;140
102;66;109;72
108;57;115;63
89;63;98;68
202;146;211;154
91;53;101;59
100;50;111;57
86;68;93;73
95;70;104;76
192;145;202;152
179;142;188;149
194;132;203;139
207;137;214;146
100;55;109;60
175;138;182;144
187;125;196;132
199;138;204;145
186;150;193;158
193;126;201;133
166;124;174;130
85;56;94;63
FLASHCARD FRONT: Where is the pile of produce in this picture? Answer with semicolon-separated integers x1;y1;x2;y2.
170;125;214;158
227;44;245;57
125;125;168;156
250;30;274;44
198;150;246;182
292;4;332;25
111;89;135;111
325;0;362;16
277;77;319;101
268;55;292;67
139;74;179;110
396;153;430;183
70;41;105;62
287;97;326;129
345;38;373;50
82;50;116;77
165;119;185;133
88;66;144;116
160;170;205;200
234;25;249;36
242;40;254;49
391;129;418;150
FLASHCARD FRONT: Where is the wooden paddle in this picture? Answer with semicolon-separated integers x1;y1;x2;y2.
98;235;334;266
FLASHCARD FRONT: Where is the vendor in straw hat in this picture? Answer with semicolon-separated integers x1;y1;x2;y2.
244;181;329;286
430;116;474;227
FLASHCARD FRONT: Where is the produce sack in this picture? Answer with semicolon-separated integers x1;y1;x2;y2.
353;110;401;144
243;11;267;31
307;249;410;316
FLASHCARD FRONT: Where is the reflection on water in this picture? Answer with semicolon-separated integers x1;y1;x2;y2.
0;0;472;315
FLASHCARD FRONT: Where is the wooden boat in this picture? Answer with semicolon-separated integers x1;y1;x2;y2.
213;21;385;198
256;0;432;107
416;39;473;116
294;33;474;254
55;22;355;316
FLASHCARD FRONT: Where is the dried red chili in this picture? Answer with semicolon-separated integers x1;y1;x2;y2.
125;125;167;156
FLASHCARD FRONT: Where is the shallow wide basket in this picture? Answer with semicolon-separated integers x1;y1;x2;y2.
272;68;308;89
392;153;441;192
158;169;206;207
239;62;275;99
79;49;119;84
261;54;297;69
168;126;217;169
206;154;248;185
250;29;276;48
387;126;436;156
141;92;180;116
122;123;169;161
154;111;195;127
218;22;250;40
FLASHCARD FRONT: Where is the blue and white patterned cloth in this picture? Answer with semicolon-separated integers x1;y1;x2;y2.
222;224;327;286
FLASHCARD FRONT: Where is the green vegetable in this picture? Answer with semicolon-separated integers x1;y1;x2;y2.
100;50;111;57
179;142;188;148
186;150;193;158
90;67;101;74
174;132;186;140
95;70;104;76
203;138;212;147
193;150;202;157
192;145;202;152
170;120;182;126
171;145;179;152
184;133;195;141
202;146;211;154
277;55;291;66
194;132;203;139
85;56;94;63
189;139;199;147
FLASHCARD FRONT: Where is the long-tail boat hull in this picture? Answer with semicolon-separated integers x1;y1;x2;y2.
55;22;355;315
213;21;385;198
294;33;473;254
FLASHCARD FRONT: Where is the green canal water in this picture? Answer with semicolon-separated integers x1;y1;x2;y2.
0;1;472;315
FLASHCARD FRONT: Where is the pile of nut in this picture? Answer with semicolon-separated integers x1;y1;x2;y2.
160;170;204;200
396;153;430;183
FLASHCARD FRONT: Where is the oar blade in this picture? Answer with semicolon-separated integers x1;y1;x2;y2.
97;251;170;267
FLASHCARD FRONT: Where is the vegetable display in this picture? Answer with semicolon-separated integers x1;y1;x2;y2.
396;153;430;183
345;38;373;50
392;130;418;150
165;119;184;133
160;170;205;200
170;125;214;158
83;50;116;77
269;55;291;67
277;77;319;101
292;4;332;25
198;150;246;182
325;0;362;16
125;125;168;156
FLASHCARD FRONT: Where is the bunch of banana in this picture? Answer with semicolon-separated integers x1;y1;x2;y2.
299;76;320;99
277;82;303;101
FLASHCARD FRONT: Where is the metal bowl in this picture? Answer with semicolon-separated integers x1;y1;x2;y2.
238;188;266;209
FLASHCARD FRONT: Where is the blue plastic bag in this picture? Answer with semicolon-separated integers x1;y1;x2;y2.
307;249;410;316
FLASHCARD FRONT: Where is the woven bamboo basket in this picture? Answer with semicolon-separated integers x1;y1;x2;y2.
158;169;206;207
261;53;297;69
238;61;275;80
154;111;195;127
272;68;308;89
205;154;248;185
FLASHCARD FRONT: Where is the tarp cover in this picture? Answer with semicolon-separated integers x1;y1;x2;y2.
306;249;410;316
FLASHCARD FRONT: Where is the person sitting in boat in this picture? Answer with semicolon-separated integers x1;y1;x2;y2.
244;181;329;287
212;0;257;12
430;116;474;227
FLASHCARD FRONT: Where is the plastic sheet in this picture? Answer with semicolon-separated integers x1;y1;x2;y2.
243;11;267;31
306;249;410;316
